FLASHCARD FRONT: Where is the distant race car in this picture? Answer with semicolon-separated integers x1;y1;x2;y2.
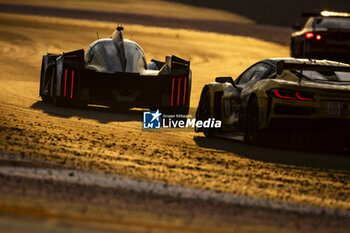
290;11;350;64
39;26;191;114
195;58;350;146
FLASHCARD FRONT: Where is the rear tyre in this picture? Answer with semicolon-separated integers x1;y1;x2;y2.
40;66;55;103
41;95;52;103
290;38;298;58
179;106;190;115
244;96;265;144
51;74;65;107
52;96;64;107
198;87;214;137
76;101;88;109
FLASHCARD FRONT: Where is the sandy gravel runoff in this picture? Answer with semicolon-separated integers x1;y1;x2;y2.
0;4;350;233
0;1;291;46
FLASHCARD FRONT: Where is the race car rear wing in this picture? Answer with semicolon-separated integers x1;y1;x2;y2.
301;12;323;17
167;55;190;73
157;55;190;75
301;11;350;18
62;49;84;67
63;49;190;75
276;60;350;75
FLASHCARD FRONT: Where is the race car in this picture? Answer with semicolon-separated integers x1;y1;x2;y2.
195;58;350;146
39;26;191;114
290;11;350;64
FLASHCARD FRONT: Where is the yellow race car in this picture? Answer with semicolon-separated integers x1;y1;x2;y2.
195;58;350;146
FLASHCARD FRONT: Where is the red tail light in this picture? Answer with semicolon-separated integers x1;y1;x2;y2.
177;78;181;106
295;91;314;101
70;70;75;98
183;77;187;106
305;32;314;39
272;89;314;101
273;89;296;100
305;32;322;40
171;78;175;106
64;69;67;97
170;77;188;107
63;68;76;99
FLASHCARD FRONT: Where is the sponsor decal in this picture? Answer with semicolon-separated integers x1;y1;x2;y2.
143;110;221;130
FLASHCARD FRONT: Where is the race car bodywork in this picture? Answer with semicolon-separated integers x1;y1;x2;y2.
290;11;350;64
195;58;350;145
39;27;191;114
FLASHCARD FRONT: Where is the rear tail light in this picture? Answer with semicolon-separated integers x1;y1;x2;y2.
272;89;314;101
295;91;314;101
63;68;75;99
170;77;188;107
305;32;322;40
273;89;296;100
305;32;314;39
70;70;75;98
64;69;68;97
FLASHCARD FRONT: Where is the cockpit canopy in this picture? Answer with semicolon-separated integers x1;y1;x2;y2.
85;38;147;73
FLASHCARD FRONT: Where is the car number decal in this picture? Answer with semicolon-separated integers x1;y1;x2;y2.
327;101;341;115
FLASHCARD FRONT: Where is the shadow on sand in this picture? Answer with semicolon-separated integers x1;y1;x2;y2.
30;101;143;124
31;101;350;171
194;135;350;172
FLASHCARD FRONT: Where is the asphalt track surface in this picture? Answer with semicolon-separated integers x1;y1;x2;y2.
1;162;350;233
0;2;291;46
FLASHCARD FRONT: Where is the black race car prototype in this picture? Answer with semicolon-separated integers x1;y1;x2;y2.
39;27;191;114
291;11;350;64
